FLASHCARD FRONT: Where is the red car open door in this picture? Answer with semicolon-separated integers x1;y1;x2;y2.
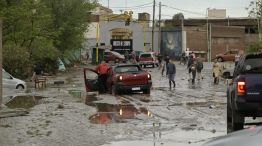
83;68;99;92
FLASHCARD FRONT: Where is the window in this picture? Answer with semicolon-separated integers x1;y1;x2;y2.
2;71;11;79
140;54;152;58
115;66;140;73
243;58;262;73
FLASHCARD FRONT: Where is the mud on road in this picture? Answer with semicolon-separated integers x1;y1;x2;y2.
0;63;228;146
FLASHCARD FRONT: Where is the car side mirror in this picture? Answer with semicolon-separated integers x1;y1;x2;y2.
222;71;233;79
9;76;13;79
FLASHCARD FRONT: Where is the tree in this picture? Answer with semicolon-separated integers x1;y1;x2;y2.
172;13;184;20
0;0;96;77
44;0;96;54
246;1;262;52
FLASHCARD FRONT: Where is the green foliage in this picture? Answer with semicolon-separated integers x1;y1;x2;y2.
246;42;262;53
44;0;97;54
3;44;31;79
172;13;184;20
0;0;96;77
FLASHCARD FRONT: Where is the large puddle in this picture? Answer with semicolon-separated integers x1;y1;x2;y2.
89;103;152;124
5;96;47;109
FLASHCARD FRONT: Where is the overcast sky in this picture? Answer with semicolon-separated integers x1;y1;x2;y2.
99;0;254;19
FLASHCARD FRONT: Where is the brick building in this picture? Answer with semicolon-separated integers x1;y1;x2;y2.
164;18;259;60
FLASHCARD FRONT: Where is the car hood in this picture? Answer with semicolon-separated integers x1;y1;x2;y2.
202;126;262;146
215;54;223;57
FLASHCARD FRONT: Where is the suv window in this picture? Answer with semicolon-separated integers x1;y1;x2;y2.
243;58;262;73
140;54;151;58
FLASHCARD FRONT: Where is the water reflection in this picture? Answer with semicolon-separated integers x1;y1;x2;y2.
89;103;152;124
5;96;47;109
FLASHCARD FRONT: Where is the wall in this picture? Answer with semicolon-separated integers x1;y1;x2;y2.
99;21;159;53
211;25;245;59
161;28;182;59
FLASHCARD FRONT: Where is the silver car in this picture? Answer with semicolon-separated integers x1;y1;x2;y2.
2;69;27;90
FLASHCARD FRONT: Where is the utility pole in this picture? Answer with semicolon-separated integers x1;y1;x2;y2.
158;2;161;53
0;18;2;107
152;0;156;52
206;8;210;62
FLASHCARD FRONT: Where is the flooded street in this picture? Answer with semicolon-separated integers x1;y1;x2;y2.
0;62;230;146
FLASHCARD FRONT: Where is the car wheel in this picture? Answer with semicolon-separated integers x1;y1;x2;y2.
112;85;118;96
217;57;223;62
16;84;24;90
232;109;244;132
144;88;150;94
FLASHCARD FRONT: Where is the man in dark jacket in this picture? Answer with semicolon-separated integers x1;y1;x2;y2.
162;55;170;76
187;55;194;80
166;60;176;90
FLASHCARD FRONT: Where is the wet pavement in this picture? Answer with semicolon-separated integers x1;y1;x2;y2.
0;62;233;146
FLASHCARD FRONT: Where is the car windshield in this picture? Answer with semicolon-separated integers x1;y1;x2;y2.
140;54;151;58
243;58;262;73
115;66;140;73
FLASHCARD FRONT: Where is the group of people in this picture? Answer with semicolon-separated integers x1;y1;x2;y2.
96;51;224;93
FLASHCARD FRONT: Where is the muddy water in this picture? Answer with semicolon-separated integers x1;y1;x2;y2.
5;96;47;109
89;103;152;124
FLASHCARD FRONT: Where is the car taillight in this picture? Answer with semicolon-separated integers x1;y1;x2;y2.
147;74;151;79
119;75;123;81
237;80;245;96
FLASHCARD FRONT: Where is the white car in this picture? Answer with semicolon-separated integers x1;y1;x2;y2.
2;69;27;90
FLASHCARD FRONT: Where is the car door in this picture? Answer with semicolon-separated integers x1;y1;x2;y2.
223;51;231;61
2;71;16;89
83;68;99;92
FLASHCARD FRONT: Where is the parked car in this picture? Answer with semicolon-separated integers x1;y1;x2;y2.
215;49;239;62
2;69;27;90
104;50;125;63
224;53;262;133
83;64;152;95
202;126;262;146
138;52;159;68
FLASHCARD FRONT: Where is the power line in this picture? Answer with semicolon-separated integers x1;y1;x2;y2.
110;2;153;9
111;5;153;11
162;5;206;17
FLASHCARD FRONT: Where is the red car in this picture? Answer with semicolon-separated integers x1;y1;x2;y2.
84;64;152;95
138;52;159;68
215;49;239;62
104;50;125;63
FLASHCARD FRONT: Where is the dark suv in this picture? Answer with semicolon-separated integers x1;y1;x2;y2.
225;53;262;133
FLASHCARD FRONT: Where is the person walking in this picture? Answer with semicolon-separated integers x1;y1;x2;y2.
212;59;222;85
189;60;197;84
196;57;204;81
157;53;163;69
162;55;170;76
96;60;109;93
166;59;176;90
187;55;194;81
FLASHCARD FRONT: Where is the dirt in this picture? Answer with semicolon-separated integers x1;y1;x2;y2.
0;62;231;146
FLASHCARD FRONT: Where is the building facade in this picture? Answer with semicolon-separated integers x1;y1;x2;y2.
164;17;259;60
